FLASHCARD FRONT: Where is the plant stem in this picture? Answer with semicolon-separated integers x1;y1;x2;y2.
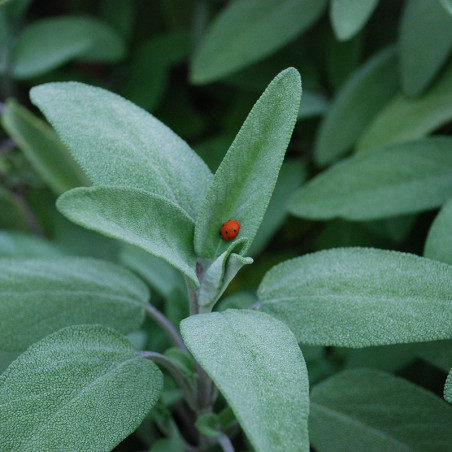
140;351;197;411
144;303;188;352
218;433;235;452
185;277;199;315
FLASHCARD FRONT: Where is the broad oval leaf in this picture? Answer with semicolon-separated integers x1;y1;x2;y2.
310;369;452;451
30;82;212;220
290;138;452;221
330;0;379;41
12;15;126;79
190;0;326;84
0;231;62;257
181;309;310;452
424;198;452;265
194;68;301;258
399;0;452;97
445;370;452;403
314;47;398;166
1;100;89;194
0;325;163;451
258;248;452;347
57;186;198;286
357;60;452;152
0;256;148;351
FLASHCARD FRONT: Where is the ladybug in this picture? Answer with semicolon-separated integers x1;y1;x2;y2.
219;219;240;241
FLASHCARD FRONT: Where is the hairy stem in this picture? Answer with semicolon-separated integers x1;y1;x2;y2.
185;277;199;315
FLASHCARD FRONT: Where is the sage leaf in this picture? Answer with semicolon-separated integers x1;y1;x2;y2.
314;47;398;166
190;0;326;84
0;231;62;257
424;198;452;265
57;186;198;286
12;15;126;79
0;187;27;230
412;340;452;372
0;325;162;451
357;60;452;152
181;309;309;452
0;256;148;351
194;68;301;258
258;248;452;347
290;138;452;221
330;0;379;41
310;369;452;451
30;82;212;219
298;91;329;119
445;370;452;403
399;0;452;97
1;100;89;194
439;0;452;16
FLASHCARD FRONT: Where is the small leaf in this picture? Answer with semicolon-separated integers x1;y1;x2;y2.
190;0;326;83
424;197;452;265
30;82;212;220
290;138;452;221
181;309;310;452
1;100;89;194
194;68;301;258
314;47;398;166
0;325;162;451
57;186;198;286
310;369;452;451
445;370;452;403
0;231;62;257
12;15;126;79
0;256;148;351
399;0;452;97
258;247;452;347
330;0;379;41
357;60;452;152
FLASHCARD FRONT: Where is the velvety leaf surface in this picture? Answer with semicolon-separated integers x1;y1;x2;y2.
310;369;452;451
12;15;126;78
181;309;309;452
0;256;148;351
194;68;301;258
0;325;162;451
424;198;452;265
30;82;212;219
399;0;452;97
258;248;452;347
445;370;452;403
357;61;452;152
314;47;398;166
57;186;198;285
330;0;379;41
290;138;452;221
190;0;326;83
0;231;62;257
1;100;89;194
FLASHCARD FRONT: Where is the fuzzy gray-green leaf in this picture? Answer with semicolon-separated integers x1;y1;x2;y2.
0;325;162;451
30;82;212;219
258;248;452;347
181;309;309;452
310;369;452;451
0;257;148;351
445;370;452;403
290;138;452;221
0;231;62;257
57;186;198;286
194;68;301;258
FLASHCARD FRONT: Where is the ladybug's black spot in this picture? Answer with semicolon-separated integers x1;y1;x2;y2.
225;230;229;234
233;229;236;232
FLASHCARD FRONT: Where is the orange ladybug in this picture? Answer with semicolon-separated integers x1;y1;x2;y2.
219;219;240;241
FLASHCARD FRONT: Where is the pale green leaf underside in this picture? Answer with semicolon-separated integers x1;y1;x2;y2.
0;256;148;351
399;0;452;97
445;370;452;403
357;60;452;152
12;15;126;79
314;47;398;166
191;0;326;83
57;186;198;286
424;197;452;265
1;100;89;194
0;231;62;257
181;309;309;452
194;68;301;258
30;82;212;220
310;369;452;451
330;0;379;41
0;325;162;451
258;248;452;347
290;138;452;221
